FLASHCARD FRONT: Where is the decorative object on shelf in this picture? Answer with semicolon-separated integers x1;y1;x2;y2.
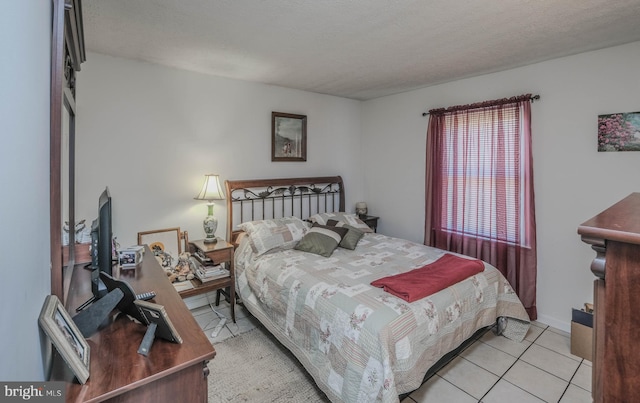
39;294;90;384
598;111;640;152
355;202;368;218
194;174;226;243
63;219;88;246
166;252;195;283
272;112;307;161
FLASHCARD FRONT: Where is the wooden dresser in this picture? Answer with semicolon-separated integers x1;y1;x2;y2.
578;193;640;402
54;246;215;402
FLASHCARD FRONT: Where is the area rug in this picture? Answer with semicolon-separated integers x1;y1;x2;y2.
207;325;329;402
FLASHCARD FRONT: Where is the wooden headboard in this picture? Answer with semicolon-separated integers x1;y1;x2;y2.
225;176;345;245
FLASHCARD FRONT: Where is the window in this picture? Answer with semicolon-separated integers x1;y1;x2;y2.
440;105;525;245
424;94;538;319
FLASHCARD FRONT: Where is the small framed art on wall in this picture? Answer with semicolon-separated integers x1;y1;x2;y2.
598;111;640;152
272;112;307;161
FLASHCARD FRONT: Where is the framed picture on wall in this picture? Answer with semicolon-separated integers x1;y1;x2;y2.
598;111;640;152
272;112;307;161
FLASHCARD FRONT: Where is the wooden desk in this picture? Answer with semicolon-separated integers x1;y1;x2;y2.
578;193;640;403
57;246;215;402
182;240;235;323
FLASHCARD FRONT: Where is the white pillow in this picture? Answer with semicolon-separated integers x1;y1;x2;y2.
238;216;309;256
308;212;373;233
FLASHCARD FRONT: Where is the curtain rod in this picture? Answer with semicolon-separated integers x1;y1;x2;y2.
421;94;540;117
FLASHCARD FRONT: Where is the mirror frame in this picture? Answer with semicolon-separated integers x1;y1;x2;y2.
50;0;85;303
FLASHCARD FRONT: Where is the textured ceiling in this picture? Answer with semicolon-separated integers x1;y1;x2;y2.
83;0;640;100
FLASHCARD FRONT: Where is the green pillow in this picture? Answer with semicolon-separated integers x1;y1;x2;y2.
295;224;348;257
327;220;364;249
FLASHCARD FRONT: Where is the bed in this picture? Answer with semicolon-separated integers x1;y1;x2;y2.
225;176;530;403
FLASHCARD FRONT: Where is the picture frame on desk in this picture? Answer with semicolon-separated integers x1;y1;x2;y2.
119;246;144;269
137;227;181;260
134;300;183;344
39;295;90;384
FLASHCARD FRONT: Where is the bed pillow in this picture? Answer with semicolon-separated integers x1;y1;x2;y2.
309;212;374;233
327;220;365;249
238;216;309;256
295;224;348;257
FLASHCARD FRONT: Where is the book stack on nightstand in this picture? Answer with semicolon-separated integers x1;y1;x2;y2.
194;262;228;282
192;248;229;281
182;239;236;323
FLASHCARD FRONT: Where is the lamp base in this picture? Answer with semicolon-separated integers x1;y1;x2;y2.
202;204;219;244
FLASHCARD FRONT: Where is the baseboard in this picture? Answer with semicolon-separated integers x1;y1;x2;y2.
536;313;571;333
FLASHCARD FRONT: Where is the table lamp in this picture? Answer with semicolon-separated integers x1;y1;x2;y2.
194;174;225;243
355;202;368;218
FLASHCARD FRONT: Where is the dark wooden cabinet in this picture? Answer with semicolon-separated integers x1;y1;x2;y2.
50;4;216;400
578;193;640;402
56;247;215;402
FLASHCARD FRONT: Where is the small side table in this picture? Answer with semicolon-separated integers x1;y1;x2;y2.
183;239;236;323
359;215;379;233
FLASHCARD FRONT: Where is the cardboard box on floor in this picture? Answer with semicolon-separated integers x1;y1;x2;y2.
570;307;593;361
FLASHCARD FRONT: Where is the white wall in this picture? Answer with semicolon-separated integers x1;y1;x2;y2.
78;43;640;331
76;53;363;248
0;1;52;380
362;41;640;331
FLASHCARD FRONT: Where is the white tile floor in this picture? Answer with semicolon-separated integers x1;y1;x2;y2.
190;297;262;343
403;321;592;403
191;301;592;403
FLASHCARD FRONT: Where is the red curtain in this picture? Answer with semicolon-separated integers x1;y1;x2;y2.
424;95;537;319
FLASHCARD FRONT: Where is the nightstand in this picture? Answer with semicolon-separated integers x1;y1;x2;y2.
359;215;379;232
183;239;236;323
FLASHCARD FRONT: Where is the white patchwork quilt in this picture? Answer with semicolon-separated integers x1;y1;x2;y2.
235;233;530;403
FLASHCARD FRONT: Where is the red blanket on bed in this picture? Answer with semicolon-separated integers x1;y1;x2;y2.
370;253;485;303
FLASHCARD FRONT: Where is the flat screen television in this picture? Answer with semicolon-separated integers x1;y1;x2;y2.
90;187;113;299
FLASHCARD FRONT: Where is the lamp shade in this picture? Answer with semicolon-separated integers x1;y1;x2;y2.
194;174;225;201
